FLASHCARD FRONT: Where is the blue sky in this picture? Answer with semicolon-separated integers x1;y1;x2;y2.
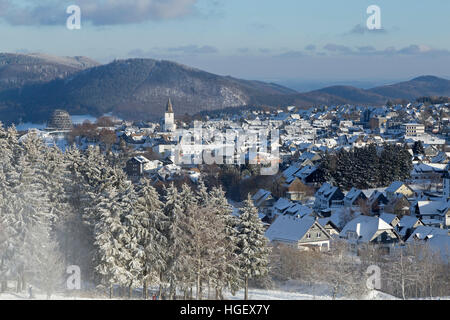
0;0;449;85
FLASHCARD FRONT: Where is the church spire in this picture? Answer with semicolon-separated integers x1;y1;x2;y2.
166;98;174;113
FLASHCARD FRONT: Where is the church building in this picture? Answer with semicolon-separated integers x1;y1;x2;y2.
164;98;176;132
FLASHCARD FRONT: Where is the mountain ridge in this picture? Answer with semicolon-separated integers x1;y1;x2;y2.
0;53;448;123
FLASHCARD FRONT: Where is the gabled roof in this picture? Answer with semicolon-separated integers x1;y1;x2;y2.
316;183;340;201
416;201;450;216
368;190;387;205
132;155;150;163
344;187;366;204
406;226;448;242
273;197;292;211
284;203;313;218
265;216;330;243
398;215;422;229
294;165;317;180
255;191;273;207
379;213;398;225
282;165;301;180
340;216;393;243
318;217;341;231
385;181;409;194
252;189;270;202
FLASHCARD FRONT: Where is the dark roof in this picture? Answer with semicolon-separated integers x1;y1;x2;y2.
166;98;174;113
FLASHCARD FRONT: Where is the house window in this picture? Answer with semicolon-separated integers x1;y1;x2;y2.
306;233;311;239
317;232;321;238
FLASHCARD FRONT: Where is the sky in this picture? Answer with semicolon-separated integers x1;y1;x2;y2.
0;0;449;87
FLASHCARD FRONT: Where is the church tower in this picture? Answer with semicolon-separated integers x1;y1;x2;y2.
164;98;176;132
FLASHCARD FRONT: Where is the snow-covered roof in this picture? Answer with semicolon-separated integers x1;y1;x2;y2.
294;165;317;180
340;216;393;243
344;187;365;204
316;183;340;201
273;198;292;211
368;190;386;205
385;181;408;194
133;155;150;163
427;235;450;261
379;213;398;225
406;226;448;242
397;215;421;230
412;163;447;173
416;201;449;216
252;189;270;202
265;216;318;243
282;165;301;180
284;203;313;218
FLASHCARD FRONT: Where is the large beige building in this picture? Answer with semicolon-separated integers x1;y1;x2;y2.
403;123;425;136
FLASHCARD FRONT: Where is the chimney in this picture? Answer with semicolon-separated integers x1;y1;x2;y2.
356;223;361;237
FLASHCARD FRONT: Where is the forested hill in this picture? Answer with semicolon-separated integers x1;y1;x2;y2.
0;53;449;123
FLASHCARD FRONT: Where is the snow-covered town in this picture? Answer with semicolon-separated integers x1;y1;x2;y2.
1;99;449;301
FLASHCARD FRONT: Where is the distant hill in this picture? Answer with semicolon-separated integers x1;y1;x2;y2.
0;58;297;123
0;53;99;92
0;53;448;123
368;76;450;100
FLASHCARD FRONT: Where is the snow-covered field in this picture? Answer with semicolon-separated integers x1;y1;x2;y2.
0;282;396;300
225;280;398;300
1;280;447;300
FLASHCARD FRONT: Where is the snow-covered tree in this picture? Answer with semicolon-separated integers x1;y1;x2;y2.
117;177;143;297
133;178;167;299
236;194;270;300
92;185;130;298
162;183;187;299
208;186;241;299
27;223;65;299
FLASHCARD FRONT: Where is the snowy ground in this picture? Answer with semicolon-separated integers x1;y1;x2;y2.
0;281;396;300
1;280;447;300
225;280;398;300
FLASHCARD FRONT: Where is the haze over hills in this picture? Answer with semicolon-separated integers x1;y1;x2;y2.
0;53;100;92
0;53;449;124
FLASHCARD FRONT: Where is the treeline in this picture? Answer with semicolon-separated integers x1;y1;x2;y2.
416;96;450;105
318;144;413;190
0;123;270;299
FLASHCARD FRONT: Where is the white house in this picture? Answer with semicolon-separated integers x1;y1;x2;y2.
265;216;331;251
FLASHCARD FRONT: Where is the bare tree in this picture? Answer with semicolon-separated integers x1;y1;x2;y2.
383;245;419;299
319;240;367;299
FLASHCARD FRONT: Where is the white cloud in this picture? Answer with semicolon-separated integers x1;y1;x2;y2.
0;0;198;26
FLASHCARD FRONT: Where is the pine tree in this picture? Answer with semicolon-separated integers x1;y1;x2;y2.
63;146;97;280
92;185;130;298
7;132;51;291
162;183;187;299
236;194;270;300
118;178;143;297
133;178;167;299
208;186;241;299
27;223;65;299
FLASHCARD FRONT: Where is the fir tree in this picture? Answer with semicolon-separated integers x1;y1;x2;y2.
92;185;130;298
209;187;241;299
133;178;167;299
236;194;270;300
162;183;187;299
